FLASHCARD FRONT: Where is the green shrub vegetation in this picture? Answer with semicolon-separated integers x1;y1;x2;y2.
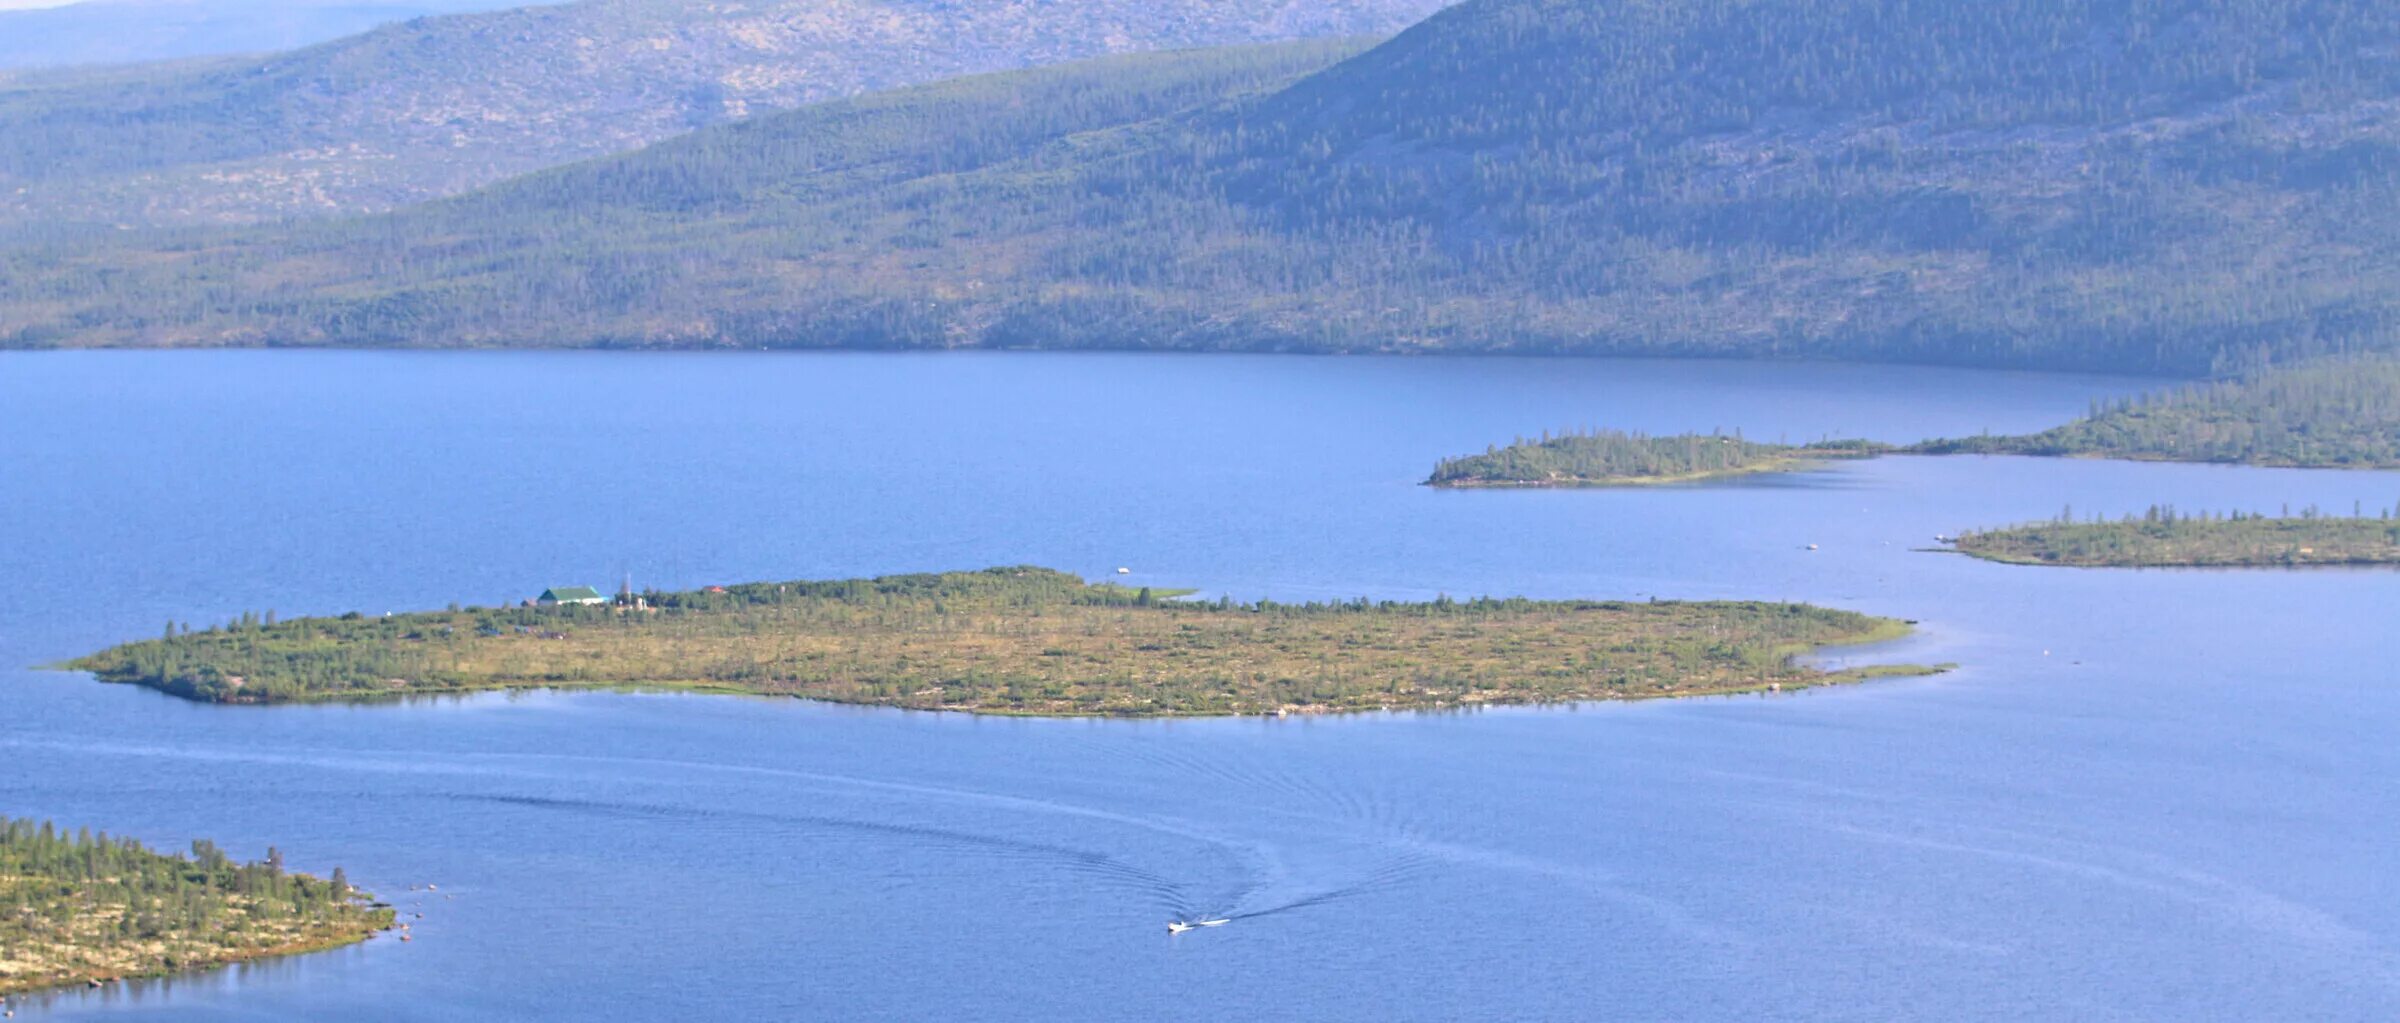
1428;431;1886;486
0;818;391;995
1443;354;2400;480
1916;355;2400;467
6;0;2400;373
67;568;1933;716
1950;504;2400;567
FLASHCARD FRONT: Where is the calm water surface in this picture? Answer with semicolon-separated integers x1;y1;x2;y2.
2;352;2396;1021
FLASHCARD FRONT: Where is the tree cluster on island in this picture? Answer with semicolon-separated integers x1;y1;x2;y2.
1427;430;1886;486
1914;355;2400;469
1947;503;2400;567
0;818;391;996
1435;355;2400;484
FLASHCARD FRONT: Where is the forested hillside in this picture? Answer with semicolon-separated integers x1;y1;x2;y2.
6;0;2400;372
0;40;1369;344
0;0;1444;227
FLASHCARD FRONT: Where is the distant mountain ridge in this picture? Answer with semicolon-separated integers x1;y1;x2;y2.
4;0;2399;374
0;0;526;72
0;0;1448;227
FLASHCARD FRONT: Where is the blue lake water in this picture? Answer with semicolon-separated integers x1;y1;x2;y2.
2;351;2397;1021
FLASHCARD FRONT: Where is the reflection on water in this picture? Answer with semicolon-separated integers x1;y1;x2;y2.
7;938;382;1016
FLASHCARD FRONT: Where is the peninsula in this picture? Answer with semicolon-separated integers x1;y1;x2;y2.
0;818;392;996
1427;431;1886;487
1435;355;2400;487
1947;506;2400;567
68;568;1936;716
1915;355;2400;469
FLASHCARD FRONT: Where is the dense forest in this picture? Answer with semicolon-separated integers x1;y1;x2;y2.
68;568;1933;716
4;0;2400;372
1428;431;1883;486
1918;355;2400;466
0;817;390;994
1950;504;2400;566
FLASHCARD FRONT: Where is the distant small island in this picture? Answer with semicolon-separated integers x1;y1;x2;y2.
1427;430;1887;487
1946;505;2400;567
67;568;1938;716
0;818;391;996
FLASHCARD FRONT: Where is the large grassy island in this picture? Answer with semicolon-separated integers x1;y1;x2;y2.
1428;431;1885;487
68;569;1934;716
0;818;391;995
1949;506;2400;568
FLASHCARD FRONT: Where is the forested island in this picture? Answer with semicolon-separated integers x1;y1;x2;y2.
1439;356;2400;484
1917;356;2400;469
66;569;1936;716
1427;431;1885;486
1947;506;2400;567
0;818;391;995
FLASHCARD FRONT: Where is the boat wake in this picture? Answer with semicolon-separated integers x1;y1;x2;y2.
458;792;1198;912
1179;854;1432;929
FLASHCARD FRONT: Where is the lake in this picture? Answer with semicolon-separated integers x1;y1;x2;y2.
3;351;2397;1021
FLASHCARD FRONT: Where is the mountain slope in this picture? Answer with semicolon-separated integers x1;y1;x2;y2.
0;38;1371;345
6;0;2400;372
0;0;525;71
1175;0;2400;366
0;0;1447;227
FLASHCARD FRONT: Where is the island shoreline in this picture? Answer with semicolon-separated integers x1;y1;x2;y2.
63;568;1945;717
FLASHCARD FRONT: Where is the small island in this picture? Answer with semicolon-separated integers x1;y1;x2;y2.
1;818;392;996
68;568;1938;716
1427;430;1887;487
1946;506;2400;567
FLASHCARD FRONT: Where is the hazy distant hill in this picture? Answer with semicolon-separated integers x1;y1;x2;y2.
0;0;1447;227
0;0;524;71
5;0;2399;374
